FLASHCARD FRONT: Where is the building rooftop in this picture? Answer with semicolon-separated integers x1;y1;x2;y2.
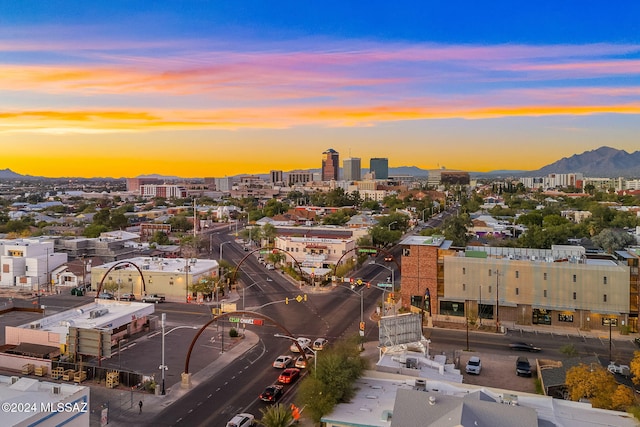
320;371;639;427
400;235;447;247
0;375;89;426
16;300;155;344
94;256;218;275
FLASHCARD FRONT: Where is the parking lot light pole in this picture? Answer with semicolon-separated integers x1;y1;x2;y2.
274;334;317;376
160;314;198;396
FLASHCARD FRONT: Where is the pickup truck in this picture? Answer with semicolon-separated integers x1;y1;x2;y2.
141;294;166;304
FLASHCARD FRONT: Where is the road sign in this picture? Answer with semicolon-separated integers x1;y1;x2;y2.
377;283;393;289
358;248;377;254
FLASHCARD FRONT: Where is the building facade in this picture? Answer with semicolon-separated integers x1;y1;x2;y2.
322;148;339;181
90;256;219;303
343;158;361;181
0;239;67;292
399;238;640;333
369;157;389;180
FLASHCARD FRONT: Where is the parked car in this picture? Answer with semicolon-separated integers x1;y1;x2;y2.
607;362;630;376
516;356;532;377
226;413;255;427
290;337;311;353
259;384;284;402
119;293;136;301
312;338;328;351
509;342;541;352
141;294;166;304
98;292;115;300
272;355;293;369
465;356;482;375
295;354;314;369
278;368;300;384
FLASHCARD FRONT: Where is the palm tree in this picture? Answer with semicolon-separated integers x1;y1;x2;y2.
258;403;294;427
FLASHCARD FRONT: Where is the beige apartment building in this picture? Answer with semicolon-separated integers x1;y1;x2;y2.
400;236;640;333
274;235;356;269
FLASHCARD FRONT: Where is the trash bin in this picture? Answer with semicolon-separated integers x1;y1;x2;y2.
76;289;84;297
70;288;77;296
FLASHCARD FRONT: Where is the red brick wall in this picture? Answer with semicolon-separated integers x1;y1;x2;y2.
400;245;440;315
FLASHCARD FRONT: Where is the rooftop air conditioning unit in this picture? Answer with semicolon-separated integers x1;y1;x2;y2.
11;376;19;384
52;385;61;394
414;379;427;391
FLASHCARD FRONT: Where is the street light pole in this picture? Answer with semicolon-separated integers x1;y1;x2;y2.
274;334;318;376
388;221;398;231
219;241;231;263
159;317;197;396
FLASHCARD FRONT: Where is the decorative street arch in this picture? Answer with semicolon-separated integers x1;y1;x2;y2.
333;246;401;276
229;246;307;285
95;261;148;297
183;310;306;375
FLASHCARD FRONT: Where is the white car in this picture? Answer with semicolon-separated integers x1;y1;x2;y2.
272;355;293;369
266;263;275;270
295;354;314;369
226;413;255;427
466;356;482;375
290;337;311;353
312;338;328;351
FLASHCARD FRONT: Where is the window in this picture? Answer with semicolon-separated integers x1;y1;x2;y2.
543;290;547;298
603;294;607;302
603;276;608;285
515;271;519;279
515;288;519;295
573;292;577;300
488;270;492;277
402;248;411;257
25;265;28;271
462;283;466;291
488;286;492;293
462;268;466;275
544;272;547;280
572;275;577;283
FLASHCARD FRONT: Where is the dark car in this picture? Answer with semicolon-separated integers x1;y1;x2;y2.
509;342;541;352
516;356;532;377
98;292;115;300
384;255;393;262
119;293;136;301
259;384;283;402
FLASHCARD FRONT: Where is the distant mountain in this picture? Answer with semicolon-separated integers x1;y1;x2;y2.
530;147;640;178
0;168;28;179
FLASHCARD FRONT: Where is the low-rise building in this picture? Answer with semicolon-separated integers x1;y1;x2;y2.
90;257;219;303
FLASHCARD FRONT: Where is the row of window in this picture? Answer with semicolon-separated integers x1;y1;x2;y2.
461;268;609;284
282;247;344;255
460;283;610;302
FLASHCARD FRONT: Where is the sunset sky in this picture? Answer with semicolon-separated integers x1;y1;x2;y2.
1;1;639;178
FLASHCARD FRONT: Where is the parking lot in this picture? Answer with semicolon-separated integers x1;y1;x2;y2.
459;351;537;393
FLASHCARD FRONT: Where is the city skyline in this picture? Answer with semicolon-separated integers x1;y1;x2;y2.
1;1;639;178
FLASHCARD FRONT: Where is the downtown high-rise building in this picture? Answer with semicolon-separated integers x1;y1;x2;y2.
343;157;361;181
370;158;389;180
322;148;339;181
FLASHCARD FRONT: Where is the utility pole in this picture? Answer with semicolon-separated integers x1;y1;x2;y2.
495;270;500;333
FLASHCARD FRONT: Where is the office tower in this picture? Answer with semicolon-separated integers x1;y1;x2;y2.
322;148;339;181
343;158;361;181
270;170;284;184
370;158;389;180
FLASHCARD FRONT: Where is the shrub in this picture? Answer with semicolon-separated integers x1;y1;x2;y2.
229;328;239;338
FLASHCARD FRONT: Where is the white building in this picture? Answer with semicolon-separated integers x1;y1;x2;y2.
0;376;90;427
0;239;67;292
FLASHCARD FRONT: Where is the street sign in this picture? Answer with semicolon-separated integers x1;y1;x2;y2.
377;283;393;289
228;317;264;326
358;249;377;254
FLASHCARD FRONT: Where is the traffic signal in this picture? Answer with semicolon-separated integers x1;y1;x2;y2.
304;294;307;301
285;297;289;304
366;282;371;289
359;321;365;331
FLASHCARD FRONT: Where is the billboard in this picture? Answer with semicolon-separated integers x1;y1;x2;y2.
378;313;422;347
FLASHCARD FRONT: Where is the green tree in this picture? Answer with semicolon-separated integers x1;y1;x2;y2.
150;231;171;245
442;214;471;247
83;223;108;238
258;403;294;427
297;336;366;422
592;228;636;254
261;223;277;245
